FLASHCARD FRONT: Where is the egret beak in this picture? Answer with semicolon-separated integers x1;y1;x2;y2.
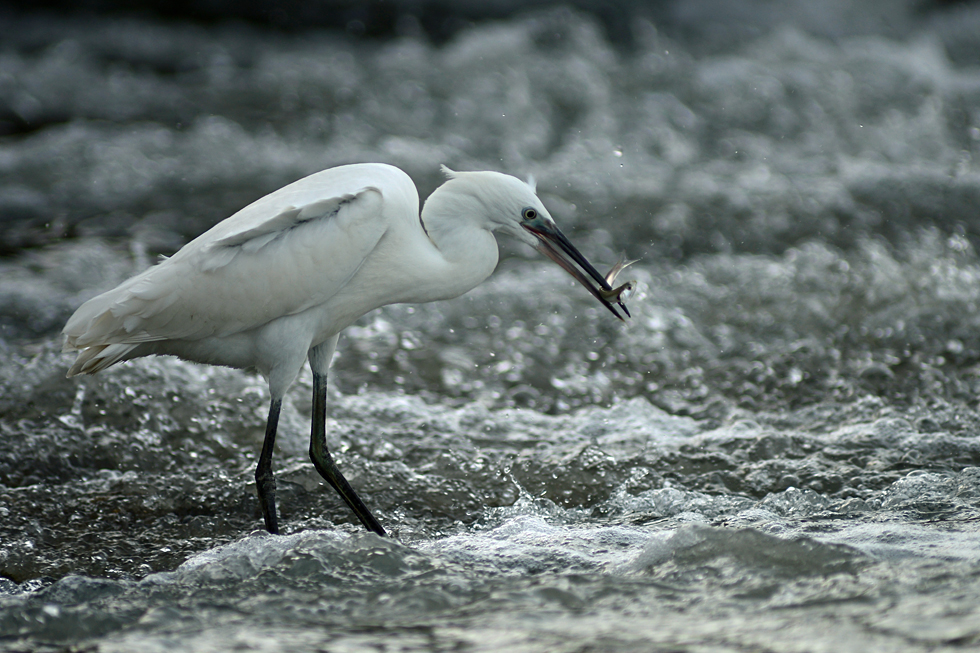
522;218;631;321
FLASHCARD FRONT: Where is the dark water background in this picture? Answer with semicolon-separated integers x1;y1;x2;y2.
2;1;980;650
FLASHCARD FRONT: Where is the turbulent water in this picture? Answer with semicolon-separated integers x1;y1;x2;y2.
3;3;980;651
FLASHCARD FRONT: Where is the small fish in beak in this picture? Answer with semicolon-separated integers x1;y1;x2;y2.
600;254;638;304
521;216;634;320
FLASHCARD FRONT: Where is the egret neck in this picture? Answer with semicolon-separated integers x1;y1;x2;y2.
416;178;500;301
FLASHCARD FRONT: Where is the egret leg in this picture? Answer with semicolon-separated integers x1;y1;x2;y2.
310;370;387;536
255;398;283;534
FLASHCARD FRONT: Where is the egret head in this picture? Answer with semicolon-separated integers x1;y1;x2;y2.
431;166;630;320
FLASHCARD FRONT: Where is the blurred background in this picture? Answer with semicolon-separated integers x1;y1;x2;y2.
4;0;980;408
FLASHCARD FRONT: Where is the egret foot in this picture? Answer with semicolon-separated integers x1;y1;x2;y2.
311;371;387;536
256;398;282;534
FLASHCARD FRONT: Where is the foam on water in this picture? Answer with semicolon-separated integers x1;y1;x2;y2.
3;509;979;652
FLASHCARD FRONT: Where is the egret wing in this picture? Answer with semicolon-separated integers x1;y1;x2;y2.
64;165;417;349
197;192;367;272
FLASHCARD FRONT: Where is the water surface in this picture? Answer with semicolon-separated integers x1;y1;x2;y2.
2;4;980;651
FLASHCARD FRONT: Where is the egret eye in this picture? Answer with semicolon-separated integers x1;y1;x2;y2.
522;207;537;220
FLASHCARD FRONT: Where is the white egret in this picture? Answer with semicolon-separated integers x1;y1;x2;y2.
63;163;632;536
